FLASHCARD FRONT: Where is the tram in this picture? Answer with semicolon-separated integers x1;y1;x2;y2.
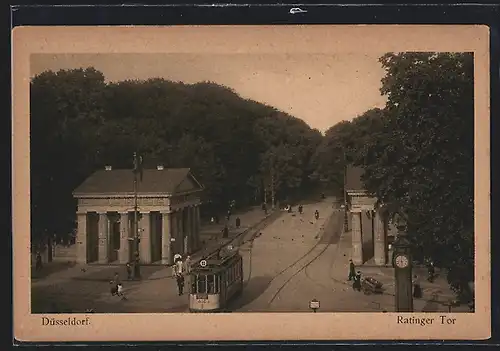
188;247;243;312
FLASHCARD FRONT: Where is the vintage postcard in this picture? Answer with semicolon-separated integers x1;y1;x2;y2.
12;25;490;342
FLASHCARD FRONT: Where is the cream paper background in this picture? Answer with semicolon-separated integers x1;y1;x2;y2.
12;25;491;342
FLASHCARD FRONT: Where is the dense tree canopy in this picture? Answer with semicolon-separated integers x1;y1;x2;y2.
30;70;322;245
315;52;475;293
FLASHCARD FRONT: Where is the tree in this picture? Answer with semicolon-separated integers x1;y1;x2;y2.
30;68;106;247
359;52;474;297
30;68;325;241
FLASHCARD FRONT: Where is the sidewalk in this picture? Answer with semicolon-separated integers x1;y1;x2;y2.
328;227;469;312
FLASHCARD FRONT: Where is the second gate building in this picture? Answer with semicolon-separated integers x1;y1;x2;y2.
72;165;204;265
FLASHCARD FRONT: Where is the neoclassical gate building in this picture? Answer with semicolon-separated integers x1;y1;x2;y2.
72;166;204;265
345;166;397;266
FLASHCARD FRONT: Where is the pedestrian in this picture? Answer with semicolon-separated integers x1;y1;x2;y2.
314;210;319;220
172;256;185;296
235;217;241;228
110;272;122;298
413;274;422;298
298;205;303;214
348;259;356;281
210;216;215;224
427;261;435;282
352;271;362;292
125;262;132;280
222;225;229;238
35;251;43;271
114;272;126;299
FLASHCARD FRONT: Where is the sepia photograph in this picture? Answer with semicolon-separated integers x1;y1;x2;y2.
13;25;490;341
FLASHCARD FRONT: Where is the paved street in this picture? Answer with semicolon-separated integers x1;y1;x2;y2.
31;198;468;314
231;197;469;313
31;205;274;313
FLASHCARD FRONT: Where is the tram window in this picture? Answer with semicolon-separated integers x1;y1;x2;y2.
191;274;198;293
215;274;220;293
197;275;207;293
207;274;216;294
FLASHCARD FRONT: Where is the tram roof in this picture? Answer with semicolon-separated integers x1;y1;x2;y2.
191;252;241;273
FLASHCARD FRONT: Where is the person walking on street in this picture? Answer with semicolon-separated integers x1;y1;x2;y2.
235;217;241;228
125;262;132;280
427;260;435;282
172;256;185;296
352;271;362;292
413;274;422;298
35;251;43;272
314;210;319;220
298;204;303;214
110;272;126;300
348;259;356;281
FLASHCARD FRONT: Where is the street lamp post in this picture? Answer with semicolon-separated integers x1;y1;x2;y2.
132;152;143;279
342;148;349;232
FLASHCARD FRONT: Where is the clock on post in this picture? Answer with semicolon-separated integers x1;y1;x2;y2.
392;212;413;312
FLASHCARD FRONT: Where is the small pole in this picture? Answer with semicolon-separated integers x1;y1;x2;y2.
271;155;275;210
133;152;140;279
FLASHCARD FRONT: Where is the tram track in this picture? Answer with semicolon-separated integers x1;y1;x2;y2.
266;206;343;307
303;216;451;312
241;204;333;289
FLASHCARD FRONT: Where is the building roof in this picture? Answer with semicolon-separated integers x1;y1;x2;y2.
345;165;366;191
73;168;203;196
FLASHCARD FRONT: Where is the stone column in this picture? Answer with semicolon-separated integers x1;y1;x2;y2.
118;212;130;264
76;212;87;264
351;211;363;265
345;211;351;232
139;212;151;264
373;210;386;266
188;206;194;253
184;207;189;254
97;212;109;263
161;212;172;265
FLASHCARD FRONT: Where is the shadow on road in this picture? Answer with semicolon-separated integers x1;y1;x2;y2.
71;266;164;282
31;261;76;280
227;275;274;311
317;212;342;245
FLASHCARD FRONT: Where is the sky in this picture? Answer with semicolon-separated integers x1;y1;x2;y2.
31;53;388;133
